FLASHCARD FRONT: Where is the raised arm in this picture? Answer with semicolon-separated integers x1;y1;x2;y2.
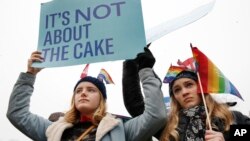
124;48;167;141
6;51;51;141
122;44;152;117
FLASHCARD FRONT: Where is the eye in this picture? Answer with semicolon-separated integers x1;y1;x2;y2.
87;88;97;93
173;87;181;94
185;82;194;88
75;88;82;94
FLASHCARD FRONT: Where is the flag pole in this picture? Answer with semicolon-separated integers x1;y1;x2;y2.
196;66;212;130
190;43;212;130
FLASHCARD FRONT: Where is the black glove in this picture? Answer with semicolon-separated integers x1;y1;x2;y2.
122;60;145;117
135;47;155;70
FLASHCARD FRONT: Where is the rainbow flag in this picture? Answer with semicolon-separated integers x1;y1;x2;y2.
97;68;114;84
191;46;243;100
163;65;186;83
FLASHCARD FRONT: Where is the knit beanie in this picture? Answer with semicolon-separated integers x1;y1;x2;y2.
73;76;107;100
169;71;198;96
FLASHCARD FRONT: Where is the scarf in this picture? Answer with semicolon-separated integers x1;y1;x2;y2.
181;105;206;141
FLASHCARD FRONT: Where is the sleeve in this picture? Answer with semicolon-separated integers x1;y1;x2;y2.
6;73;51;141
122;60;145;117
124;68;167;141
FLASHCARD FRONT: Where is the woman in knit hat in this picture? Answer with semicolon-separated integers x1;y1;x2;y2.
122;58;250;141
6;49;166;141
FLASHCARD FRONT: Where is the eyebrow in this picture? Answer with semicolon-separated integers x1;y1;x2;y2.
173;80;194;88
76;85;98;91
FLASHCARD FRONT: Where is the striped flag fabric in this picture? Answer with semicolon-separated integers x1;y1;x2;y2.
163;57;197;84
191;46;243;100
163;65;186;83
97;68;115;84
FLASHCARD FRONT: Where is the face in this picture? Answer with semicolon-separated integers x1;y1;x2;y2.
172;78;201;109
74;81;101;116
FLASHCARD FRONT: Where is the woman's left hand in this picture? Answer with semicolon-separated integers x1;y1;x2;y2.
205;130;225;141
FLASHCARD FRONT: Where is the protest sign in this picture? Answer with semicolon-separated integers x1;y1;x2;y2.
33;0;146;68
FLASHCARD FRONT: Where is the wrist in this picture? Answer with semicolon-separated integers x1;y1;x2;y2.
26;71;35;75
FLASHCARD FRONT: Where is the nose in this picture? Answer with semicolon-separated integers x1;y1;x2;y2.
181;88;190;97
80;89;87;97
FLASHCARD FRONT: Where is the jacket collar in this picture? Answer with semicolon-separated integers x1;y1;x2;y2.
96;113;120;141
46;113;120;141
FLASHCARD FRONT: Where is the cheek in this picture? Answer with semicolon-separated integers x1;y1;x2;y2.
194;94;201;104
74;95;78;101
74;95;80;106
90;94;101;106
189;87;199;98
192;84;198;93
174;95;182;103
192;87;198;94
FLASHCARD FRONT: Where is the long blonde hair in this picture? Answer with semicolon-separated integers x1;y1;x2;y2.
64;90;107;141
160;94;234;141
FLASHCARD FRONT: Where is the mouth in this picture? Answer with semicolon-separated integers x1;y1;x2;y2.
79;99;89;102
184;97;193;103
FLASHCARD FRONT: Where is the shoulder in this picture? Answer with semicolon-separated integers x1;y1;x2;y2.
231;110;250;124
111;113;132;122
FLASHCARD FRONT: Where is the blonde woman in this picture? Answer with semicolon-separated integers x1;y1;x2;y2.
123;66;250;141
7;50;166;141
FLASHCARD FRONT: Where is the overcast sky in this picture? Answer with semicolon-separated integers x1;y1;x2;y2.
1;0;250;140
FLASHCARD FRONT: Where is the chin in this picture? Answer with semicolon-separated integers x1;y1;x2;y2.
76;104;88;111
185;103;197;109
